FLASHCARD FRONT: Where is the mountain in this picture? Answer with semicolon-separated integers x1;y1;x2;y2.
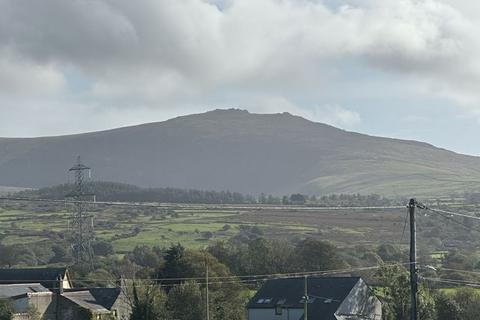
1;109;480;197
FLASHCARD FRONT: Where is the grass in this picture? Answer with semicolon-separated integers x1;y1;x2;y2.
0;204;326;252
431;251;448;260
0;203;464;256
2;235;47;245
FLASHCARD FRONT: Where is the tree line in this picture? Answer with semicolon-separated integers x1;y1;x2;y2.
16;181;398;206
2;236;480;319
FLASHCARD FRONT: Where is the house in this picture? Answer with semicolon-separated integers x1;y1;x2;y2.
0;267;130;320
246;277;382;320
59;288;131;320
0;283;55;320
0;267;72;290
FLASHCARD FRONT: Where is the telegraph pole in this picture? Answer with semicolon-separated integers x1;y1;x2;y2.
408;198;418;320
205;253;209;320
304;275;308;320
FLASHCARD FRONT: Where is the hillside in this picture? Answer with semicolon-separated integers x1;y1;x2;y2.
1;109;480;196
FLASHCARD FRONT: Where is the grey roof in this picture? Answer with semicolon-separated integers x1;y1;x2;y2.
0;267;68;289
0;283;51;299
247;277;361;320
62;288;121;314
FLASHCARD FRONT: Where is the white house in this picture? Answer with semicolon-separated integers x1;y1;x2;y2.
246;277;382;320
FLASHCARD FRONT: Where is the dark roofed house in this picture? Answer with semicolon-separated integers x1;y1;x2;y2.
0;267;130;319
59;288;130;320
247;277;381;320
0;267;71;290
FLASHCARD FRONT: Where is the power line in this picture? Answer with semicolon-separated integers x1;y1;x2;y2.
429;209;480;233
400;208;409;243
437;268;480;277
0;196;406;210
0;262;413;285
414;202;480;233
416;203;480;221
422;277;480;287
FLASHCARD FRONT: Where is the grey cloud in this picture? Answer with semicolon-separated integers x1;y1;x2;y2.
1;0;469;83
1;0;480;136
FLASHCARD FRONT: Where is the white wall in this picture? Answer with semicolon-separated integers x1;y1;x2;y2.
335;279;382;320
247;308;303;320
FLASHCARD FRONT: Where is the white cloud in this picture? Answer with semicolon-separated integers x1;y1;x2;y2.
240;95;361;129
309;105;362;129
0;51;65;96
0;0;480;134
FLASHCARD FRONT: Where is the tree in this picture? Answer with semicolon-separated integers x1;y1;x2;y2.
375;264;436;320
92;240;114;256
128;282;169;320
240;238;295;275
294;238;347;271
442;288;480;320
157;247;247;320
0;300;12;320
167;282;203;320
49;244;69;263
377;244;404;262
0;245;16;268
207;241;240;274
289;194;306;204
436;293;461;320
127;245;161;269
158;244;189;284
159;248;231;283
85;268;117;287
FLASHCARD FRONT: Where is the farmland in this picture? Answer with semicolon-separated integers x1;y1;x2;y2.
1;201;466;258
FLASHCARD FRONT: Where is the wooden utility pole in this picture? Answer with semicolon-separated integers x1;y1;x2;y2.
409;198;418;320
304;275;308;320
205;254;209;320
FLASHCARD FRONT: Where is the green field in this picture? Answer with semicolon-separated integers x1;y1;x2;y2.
0;205;323;253
1;200;478;260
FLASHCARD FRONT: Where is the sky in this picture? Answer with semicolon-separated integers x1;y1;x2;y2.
1;0;480;155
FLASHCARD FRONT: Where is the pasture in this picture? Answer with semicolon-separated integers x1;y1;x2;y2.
0;203;418;253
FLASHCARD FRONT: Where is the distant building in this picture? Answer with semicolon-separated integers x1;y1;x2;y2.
0;283;55;320
246;276;382;320
0;267;72;291
59;288;130;320
0;268;130;320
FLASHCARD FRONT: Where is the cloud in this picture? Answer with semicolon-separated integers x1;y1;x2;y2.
0;50;65;96
242;95;361;129
310;105;362;129
0;0;480;135
0;0;473;84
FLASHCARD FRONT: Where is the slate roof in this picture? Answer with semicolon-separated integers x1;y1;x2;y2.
0;283;51;299
0;268;68;289
247;277;361;320
62;288;121;314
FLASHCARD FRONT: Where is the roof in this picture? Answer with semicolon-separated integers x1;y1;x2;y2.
0;268;68;289
247;277;362;320
0;283;51;299
62;288;121;314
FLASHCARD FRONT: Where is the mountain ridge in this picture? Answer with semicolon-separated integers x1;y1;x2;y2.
1;109;479;196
